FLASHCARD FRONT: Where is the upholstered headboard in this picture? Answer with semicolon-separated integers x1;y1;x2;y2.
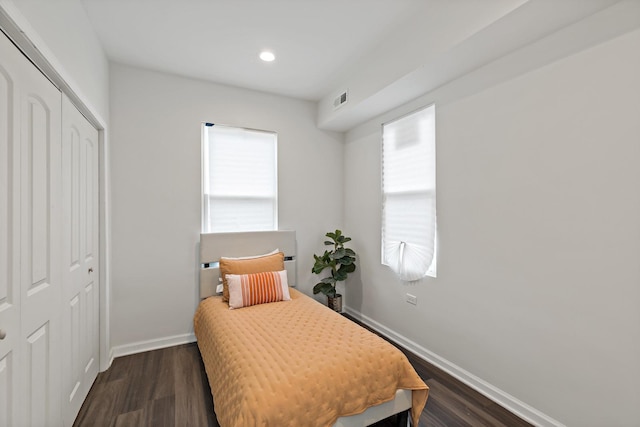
199;230;297;299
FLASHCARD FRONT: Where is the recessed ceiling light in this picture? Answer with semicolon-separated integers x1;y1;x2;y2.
259;51;275;62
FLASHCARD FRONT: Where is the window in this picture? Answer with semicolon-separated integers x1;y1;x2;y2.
202;123;277;233
381;105;436;280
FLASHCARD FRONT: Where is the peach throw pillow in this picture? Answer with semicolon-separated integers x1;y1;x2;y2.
219;251;285;302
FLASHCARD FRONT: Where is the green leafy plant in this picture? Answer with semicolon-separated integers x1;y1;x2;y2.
312;229;357;297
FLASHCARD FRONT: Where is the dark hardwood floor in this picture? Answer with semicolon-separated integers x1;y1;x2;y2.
346;316;533;427
74;343;216;427
75;336;532;427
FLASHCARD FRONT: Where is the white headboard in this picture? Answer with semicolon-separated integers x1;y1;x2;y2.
199;230;297;299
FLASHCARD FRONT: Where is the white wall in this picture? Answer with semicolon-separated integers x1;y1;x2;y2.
344;29;640;427
4;0;109;123
109;63;343;351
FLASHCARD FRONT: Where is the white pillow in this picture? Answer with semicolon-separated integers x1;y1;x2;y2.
220;248;279;261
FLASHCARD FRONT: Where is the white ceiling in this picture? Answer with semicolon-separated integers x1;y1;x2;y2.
81;0;429;100
80;0;634;130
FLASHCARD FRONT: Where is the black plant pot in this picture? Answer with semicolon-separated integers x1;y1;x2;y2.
328;294;342;312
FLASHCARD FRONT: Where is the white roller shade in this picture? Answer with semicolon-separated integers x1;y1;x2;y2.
382;105;436;280
202;124;277;233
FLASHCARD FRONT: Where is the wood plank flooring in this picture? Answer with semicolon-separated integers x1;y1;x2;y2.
75;337;532;427
74;343;215;427
346;316;533;427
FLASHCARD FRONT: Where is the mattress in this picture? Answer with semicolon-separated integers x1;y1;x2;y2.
194;288;429;426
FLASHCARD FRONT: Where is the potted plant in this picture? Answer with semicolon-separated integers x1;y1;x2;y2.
311;229;357;312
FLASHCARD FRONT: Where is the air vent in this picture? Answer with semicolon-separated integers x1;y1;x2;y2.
333;90;348;110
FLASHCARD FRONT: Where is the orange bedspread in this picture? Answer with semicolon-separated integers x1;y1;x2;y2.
194;288;428;426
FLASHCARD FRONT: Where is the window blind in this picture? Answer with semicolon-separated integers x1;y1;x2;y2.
382;105;436;280
202;124;277;233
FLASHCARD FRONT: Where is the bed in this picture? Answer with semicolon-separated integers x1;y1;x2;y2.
194;231;428;426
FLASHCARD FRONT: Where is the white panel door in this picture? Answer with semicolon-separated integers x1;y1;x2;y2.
19;45;63;427
0;29;63;426
0;30;22;427
61;94;100;426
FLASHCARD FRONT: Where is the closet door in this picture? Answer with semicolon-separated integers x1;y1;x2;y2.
0;30;22;427
0;29;63;426
19;39;63;427
61;94;100;426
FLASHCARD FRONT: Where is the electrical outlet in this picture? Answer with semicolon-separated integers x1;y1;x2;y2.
406;293;417;305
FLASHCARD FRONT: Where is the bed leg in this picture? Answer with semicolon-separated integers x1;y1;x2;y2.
395;409;410;427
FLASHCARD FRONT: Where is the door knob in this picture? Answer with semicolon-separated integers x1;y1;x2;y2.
0;329;6;340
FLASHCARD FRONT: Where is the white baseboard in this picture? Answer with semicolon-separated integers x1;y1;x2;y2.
343;306;565;427
111;332;197;359
107;348;115;371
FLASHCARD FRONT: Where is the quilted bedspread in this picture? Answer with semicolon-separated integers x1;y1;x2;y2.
194;288;429;427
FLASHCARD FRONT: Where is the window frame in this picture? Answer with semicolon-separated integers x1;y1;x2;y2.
380;104;437;280
201;122;278;233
